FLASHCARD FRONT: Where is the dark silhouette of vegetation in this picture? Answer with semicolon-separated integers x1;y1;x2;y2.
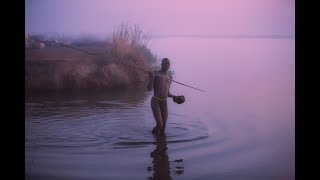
25;23;172;92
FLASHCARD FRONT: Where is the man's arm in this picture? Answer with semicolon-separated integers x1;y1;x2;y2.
147;71;155;91
168;91;176;98
167;75;176;98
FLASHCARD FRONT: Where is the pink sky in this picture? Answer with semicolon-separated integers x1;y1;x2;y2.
26;0;294;37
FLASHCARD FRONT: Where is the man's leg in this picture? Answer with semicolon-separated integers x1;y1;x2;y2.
151;99;163;134
160;103;168;133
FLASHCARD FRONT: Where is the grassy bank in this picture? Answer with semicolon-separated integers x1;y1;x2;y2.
25;24;160;92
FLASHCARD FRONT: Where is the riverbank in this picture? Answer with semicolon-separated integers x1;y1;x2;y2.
25;24;162;93
25;44;153;93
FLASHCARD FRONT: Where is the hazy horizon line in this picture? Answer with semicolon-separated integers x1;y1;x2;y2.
151;34;294;39
26;32;294;40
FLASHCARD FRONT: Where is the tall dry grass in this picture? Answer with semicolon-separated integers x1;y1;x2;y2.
110;23;156;65
110;23;174;76
25;23;175;92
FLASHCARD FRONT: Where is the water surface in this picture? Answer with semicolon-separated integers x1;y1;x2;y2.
26;37;294;180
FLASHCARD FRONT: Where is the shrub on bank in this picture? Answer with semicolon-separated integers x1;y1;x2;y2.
25;23;170;92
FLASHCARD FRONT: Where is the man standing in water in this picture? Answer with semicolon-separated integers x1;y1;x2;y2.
147;58;185;134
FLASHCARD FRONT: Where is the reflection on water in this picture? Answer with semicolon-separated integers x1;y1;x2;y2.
25;88;148;107
147;134;184;180
25;89;209;153
25;89;151;152
25;88;208;179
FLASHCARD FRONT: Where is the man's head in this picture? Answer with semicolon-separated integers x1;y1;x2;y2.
161;58;170;72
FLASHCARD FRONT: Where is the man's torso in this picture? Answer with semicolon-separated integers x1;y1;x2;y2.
153;71;172;99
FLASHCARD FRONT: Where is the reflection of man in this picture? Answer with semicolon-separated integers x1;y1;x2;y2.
147;58;185;134
148;134;172;180
147;134;185;179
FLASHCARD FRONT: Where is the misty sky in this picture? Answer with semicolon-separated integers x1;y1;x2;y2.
25;0;294;38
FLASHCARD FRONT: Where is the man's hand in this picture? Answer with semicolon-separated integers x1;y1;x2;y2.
173;95;185;104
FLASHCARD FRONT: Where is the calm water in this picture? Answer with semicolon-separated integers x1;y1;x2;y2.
25;37;295;180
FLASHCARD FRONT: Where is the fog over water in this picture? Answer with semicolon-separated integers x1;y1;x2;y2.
26;0;294;38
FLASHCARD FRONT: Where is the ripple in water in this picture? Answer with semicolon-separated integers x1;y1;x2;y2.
25;96;209;153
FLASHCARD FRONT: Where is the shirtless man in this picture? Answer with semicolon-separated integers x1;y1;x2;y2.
147;58;179;134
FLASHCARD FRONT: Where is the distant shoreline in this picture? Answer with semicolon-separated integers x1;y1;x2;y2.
151;34;294;39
